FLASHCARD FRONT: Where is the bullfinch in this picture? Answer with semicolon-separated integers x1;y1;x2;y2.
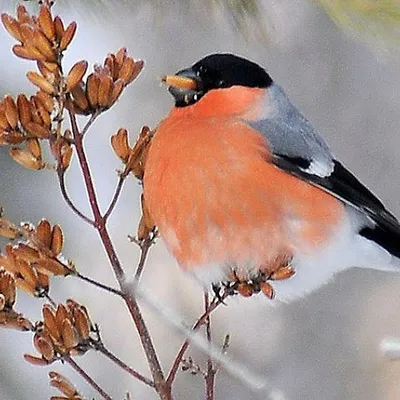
143;53;400;302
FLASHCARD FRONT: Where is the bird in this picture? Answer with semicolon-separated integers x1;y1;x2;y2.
143;53;400;302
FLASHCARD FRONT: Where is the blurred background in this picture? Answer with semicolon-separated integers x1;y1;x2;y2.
1;1;400;399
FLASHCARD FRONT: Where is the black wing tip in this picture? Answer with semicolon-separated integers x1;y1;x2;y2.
360;225;400;258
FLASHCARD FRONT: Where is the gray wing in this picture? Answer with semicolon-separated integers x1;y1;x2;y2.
247;83;334;177
245;83;400;257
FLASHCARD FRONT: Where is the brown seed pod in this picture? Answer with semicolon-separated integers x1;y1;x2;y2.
9;147;44;170
97;74;113;108
33;30;56;61
3;95;19;130
53;16;65;41
24;353;50;366
27;71;55;95
59;21;77;51
85;73;100;108
13;44;48;62
25;121;50;138
270;266;295;281
27;138;42;160
1;14;22;42
35;258;68;276
49;371;78;397
66;60;88;92
17;94;32;127
111;127;129;162
260;282;275;299
50;224;63;257
38;6;55;41
109;79;124;106
36;90;54;113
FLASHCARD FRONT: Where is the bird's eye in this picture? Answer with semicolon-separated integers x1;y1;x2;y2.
198;65;207;74
217;80;225;87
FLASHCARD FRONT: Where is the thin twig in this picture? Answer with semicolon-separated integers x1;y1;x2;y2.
74;271;123;296
64;355;112;400
95;342;155;388
166;292;227;385
134;236;154;281
43;292;57;308
57;170;95;226
204;293;215;400
104;174;126;222
81;110;100;137
67;106;171;400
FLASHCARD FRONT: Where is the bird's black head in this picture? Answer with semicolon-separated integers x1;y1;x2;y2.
164;53;273;107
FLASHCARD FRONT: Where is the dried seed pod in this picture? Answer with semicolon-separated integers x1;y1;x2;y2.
15;276;36;296
55;304;68;332
49;371;78;397
38;6;55;41
109;79;124;106
260;282;275;299
36;90;54;113
16;258;38;288
74;307;90;340
50;224;63;256
17;94;32;127
13;244;40;263
25;121;50;138
98;74;113;107
9;147;44;170
86;73;100;108
18;22;35;44
115;47;127;68
61;145;73;169
13;44;48;61
70;83;90;113
270;265;295;281
24;353;50;366
1;14;22;42
0;294;6;311
35;258;68;276
34;333;55;361
0;220;19;239
237;282;254;297
34;98;51;127
61;318;78;349
16;5;32;24
111;127;129;162
3;95;19;129
35;219;52;249
27;138;42;160
33;30;56;61
53;16;65;41
66;60;88;91
43;305;61;342
37;272;49;291
27;71;55;95
59;21;77;51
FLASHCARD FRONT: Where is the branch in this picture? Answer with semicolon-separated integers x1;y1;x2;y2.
95;342;155;388
204;293;215;400
166;292;227;385
67;106;170;400
104;174;126;222
57;170;95;226
64;355;113;400
74;271;123;296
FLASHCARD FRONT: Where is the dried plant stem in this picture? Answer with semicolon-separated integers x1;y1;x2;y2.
134;236;154;281
95;342;155;388
167;293;226;385
104;174;126;222
204;293;216;400
67;107;171;400
58;170;95;226
74;271;122;296
64;355;113;400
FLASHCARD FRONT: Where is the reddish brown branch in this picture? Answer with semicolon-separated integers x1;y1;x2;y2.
166;292;227;386
67;106;171;400
104;174;126;222
64;355;112;400
95;343;155;388
204;293;216;400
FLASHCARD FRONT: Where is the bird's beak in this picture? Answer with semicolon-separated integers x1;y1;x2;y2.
161;74;198;90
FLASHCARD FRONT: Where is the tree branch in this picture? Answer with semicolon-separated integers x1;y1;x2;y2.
64;355;113;400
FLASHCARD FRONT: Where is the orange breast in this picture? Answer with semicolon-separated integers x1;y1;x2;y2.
143;106;344;272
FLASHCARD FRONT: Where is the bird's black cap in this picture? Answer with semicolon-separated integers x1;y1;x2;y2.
166;53;273;107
